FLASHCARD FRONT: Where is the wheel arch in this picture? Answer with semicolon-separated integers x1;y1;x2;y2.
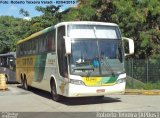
50;75;57;88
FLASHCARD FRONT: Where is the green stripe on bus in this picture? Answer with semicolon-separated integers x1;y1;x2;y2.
34;53;47;82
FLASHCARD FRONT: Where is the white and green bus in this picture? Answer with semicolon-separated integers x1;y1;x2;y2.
16;21;134;101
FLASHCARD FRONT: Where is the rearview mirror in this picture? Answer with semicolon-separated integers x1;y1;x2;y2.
122;37;134;56
63;36;71;55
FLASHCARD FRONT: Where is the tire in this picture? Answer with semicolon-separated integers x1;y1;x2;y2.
97;95;104;98
50;80;62;102
22;78;28;90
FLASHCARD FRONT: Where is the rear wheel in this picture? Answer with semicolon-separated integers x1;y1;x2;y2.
23;79;28;90
22;76;28;90
50;80;62;102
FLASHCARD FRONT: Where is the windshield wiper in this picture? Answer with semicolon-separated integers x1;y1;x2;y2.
101;57;115;76
73;66;94;71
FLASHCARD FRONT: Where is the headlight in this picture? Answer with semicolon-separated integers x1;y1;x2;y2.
70;79;85;85
116;78;126;84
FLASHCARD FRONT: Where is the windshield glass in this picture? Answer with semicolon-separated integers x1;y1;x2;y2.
68;25;120;39
69;39;125;76
0;56;15;68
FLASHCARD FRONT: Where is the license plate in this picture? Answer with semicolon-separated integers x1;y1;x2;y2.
96;89;105;93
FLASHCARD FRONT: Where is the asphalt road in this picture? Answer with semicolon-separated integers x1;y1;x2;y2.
0;84;160;118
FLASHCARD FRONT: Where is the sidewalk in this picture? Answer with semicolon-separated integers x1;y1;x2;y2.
125;89;160;95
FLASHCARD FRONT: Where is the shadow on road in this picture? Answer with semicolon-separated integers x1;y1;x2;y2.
17;85;51;99
61;97;121;106
18;85;121;106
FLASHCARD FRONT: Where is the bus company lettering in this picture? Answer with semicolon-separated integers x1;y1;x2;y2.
48;59;55;64
27;58;33;65
86;78;97;82
22;58;33;65
83;77;101;86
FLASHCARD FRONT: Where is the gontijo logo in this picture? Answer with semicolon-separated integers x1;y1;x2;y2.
83;77;101;86
83;76;117;86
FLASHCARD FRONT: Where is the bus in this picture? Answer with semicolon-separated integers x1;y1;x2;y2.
16;21;134;101
0;52;16;83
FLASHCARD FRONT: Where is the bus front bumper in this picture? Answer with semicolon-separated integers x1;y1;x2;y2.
67;82;126;97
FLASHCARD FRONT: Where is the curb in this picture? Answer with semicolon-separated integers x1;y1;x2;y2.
125;89;160;95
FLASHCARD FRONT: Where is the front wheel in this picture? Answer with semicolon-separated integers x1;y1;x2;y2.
96;95;104;99
51;81;62;102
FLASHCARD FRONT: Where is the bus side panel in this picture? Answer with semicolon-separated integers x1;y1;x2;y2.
16;56;36;84
26;55;36;85
16;53;64;94
31;53;62;93
16;57;24;83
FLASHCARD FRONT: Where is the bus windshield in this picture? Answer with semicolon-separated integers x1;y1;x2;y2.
0;55;15;70
69;39;125;76
0;52;16;83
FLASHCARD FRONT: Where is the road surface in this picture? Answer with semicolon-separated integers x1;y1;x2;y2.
0;84;160;118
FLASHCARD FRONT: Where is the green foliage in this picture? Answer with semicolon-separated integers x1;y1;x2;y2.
0;16;30;53
34;5;62;27
126;76;145;89
144;82;160;90
111;0;160;58
126;76;160;90
62;8;79;21
19;8;30;17
62;0;96;21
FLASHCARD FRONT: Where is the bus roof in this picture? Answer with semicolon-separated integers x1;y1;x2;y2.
55;21;118;27
0;52;16;57
17;21;118;44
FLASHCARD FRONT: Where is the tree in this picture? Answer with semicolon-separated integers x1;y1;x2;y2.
111;0;160;58
19;8;30;17
33;5;62;28
0;16;30;53
62;0;97;21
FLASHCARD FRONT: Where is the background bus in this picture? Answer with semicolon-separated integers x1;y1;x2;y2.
0;52;16;83
16;21;134;101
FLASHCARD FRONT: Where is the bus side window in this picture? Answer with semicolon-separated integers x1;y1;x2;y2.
21;44;23;56
32;40;36;54
57;26;68;77
52;30;56;52
46;31;55;52
47;33;52;51
39;36;45;53
36;38;39;54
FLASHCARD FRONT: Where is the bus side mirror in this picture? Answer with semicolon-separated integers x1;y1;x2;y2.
122;37;134;56
63;36;71;55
